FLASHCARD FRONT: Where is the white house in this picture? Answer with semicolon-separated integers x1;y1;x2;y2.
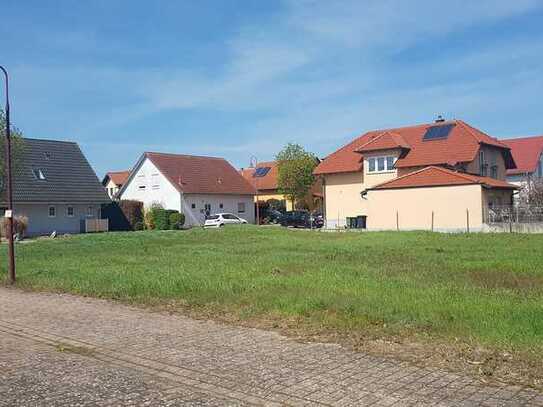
1;138;110;236
102;170;130;199
119;152;256;226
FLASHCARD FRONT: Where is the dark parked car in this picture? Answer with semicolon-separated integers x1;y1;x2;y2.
265;209;284;224
280;211;324;228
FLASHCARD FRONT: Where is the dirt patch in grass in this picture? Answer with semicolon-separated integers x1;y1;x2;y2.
468;270;543;292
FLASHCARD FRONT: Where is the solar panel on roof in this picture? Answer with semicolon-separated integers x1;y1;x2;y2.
422;124;455;141
253;167;271;177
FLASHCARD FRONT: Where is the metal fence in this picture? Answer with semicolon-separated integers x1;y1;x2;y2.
484;205;543;223
483;205;543;233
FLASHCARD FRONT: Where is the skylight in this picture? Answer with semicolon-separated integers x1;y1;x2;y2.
32;168;46;180
422;124;455;141
253;167;271;177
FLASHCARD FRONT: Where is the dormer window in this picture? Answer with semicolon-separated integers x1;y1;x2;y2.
367;156;396;173
32;168;46;180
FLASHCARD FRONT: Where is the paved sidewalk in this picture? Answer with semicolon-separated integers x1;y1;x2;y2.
0;288;541;406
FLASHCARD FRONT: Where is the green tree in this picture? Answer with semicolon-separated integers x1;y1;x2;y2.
0;109;24;190
275;143;318;206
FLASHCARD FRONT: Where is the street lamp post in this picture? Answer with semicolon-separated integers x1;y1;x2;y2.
250;156;259;225
0;66;15;284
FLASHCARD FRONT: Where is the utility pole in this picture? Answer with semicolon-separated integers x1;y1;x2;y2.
250;156;259;225
1;66;15;284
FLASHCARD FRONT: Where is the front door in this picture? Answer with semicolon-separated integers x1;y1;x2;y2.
204;203;212;217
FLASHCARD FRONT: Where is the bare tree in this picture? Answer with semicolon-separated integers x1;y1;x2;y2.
520;178;543;206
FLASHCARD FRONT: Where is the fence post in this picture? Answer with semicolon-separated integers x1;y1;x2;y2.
396;210;399;232
466;209;470;233
509;207;513;233
431;211;434;232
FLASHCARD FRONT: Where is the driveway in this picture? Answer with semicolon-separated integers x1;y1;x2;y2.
0;287;541;406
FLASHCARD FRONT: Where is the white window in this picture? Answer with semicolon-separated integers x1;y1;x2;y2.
48;206;56;217
66;206;74;217
386;156;395;170
87;206;93;217
367;156;396;173
237;202;246;213
151;173;160;190
368;158;376;172
377;157;385;171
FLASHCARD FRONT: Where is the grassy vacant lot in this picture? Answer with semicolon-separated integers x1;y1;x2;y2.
3;227;543;383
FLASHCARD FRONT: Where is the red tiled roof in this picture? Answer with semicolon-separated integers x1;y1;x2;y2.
369;166;518;190
103;170;130;186
314;120;515;175
239;161;279;191
146;152;255;195
356;131;410;153
502;135;543;175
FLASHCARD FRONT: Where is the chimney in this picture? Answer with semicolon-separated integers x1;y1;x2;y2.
435;115;445;123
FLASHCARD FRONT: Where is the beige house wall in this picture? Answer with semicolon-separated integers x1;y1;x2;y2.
366;184;484;231
323;149;401;227
323;172;365;228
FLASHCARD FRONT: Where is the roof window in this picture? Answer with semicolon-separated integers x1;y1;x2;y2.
32;168;46;180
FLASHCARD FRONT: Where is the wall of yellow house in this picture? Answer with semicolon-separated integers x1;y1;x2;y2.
254;192;294;211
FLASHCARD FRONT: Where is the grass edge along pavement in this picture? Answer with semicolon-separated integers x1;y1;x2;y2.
2;226;542;388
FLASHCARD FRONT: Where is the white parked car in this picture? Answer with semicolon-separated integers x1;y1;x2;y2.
204;213;248;228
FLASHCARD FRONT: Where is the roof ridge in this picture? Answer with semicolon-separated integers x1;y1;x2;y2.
23;137;77;145
255;161;276;166
145;151;225;160
431;166;481;183
107;170;130;174
369;165;439;189
501;135;543;142
370;166;481;190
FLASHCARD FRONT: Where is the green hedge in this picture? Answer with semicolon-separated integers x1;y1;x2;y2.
169;212;185;230
146;206;185;230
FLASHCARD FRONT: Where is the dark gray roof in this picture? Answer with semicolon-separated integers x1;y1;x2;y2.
2;138;110;204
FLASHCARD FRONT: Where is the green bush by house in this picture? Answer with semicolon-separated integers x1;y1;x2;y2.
145;204;184;230
169;212;185;229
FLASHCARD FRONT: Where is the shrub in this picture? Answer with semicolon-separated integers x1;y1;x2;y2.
143;205;184;230
118;200;144;231
169;212;185;230
144;208;157;230
144;203;166;230
153;208;170;230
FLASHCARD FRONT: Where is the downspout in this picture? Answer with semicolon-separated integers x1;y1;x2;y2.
321;176;327;227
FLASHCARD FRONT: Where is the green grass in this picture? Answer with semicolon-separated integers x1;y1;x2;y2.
3;227;543;353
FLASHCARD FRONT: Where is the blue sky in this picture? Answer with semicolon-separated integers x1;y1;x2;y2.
2;0;542;177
